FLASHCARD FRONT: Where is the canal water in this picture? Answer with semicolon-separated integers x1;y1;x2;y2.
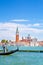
0;46;43;65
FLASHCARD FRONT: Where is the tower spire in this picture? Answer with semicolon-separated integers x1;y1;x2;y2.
16;27;19;42
16;27;19;34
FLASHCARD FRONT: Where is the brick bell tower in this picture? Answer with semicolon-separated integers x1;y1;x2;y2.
16;27;19;43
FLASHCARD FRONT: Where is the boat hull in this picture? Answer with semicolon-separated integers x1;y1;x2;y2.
0;49;19;55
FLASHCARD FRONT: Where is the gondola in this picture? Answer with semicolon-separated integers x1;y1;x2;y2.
0;49;19;55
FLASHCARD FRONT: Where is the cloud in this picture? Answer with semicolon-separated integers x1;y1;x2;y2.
0;22;43;40
33;23;40;26
11;19;29;22
28;23;43;28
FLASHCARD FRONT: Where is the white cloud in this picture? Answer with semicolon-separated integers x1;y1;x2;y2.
28;23;42;27
33;23;40;26
11;19;29;22
0;22;43;40
27;23;43;30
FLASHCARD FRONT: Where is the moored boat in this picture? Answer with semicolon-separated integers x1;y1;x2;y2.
0;49;19;55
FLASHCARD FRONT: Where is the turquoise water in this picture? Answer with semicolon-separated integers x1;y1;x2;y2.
0;52;43;65
19;46;43;50
0;46;43;65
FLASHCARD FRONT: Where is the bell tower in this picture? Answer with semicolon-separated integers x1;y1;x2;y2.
16;27;19;42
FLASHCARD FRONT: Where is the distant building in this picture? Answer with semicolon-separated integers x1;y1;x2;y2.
30;38;39;46
0;27;43;46
16;27;19;43
15;27;32;46
38;41;43;46
15;27;43;46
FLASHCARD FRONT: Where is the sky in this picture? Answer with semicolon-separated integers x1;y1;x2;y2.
0;0;43;41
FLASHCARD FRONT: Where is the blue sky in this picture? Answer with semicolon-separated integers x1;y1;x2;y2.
0;0;43;40
0;0;43;23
